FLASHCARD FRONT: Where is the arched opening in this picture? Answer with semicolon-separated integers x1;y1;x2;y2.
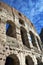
36;36;42;50
25;55;34;65
6;20;16;38
5;54;20;65
29;31;37;48
20;27;30;48
36;58;43;65
18;12;22;16
19;18;25;26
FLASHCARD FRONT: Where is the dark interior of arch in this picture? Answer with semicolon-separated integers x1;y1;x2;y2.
29;31;37;48
5;57;14;65
6;22;16;38
25;55;34;65
38;62;43;65
5;54;20;65
36;37;42;50
20;27;30;48
19;19;25;26
39;63;43;65
37;58;43;65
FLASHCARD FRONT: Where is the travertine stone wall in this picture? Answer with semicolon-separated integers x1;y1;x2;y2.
0;2;43;65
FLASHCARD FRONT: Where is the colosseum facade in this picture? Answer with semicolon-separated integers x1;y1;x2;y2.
0;2;43;65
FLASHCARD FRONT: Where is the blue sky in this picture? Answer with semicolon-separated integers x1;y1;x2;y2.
0;0;43;34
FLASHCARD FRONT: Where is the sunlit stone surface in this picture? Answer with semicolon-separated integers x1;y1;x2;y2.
0;2;43;65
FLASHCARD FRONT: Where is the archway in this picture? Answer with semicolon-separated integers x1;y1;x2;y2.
29;31;37;48
6;20;16;38
25;55;34;65
20;27;30;48
19;18;25;26
36;58;43;65
36;36;42;50
5;54;20;65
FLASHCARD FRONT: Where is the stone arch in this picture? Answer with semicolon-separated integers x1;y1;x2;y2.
36;36;42;50
20;26;30;48
29;31;37;48
5;54;20;65
6;20;17;38
25;55;34;65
